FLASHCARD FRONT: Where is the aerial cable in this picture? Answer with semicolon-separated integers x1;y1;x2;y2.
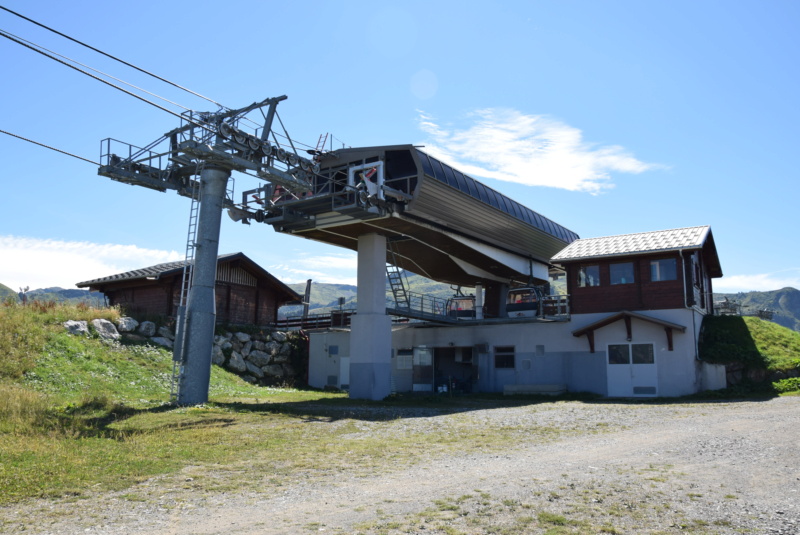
0;29;214;134
0;5;225;109
0;29;193;113
0;128;97;165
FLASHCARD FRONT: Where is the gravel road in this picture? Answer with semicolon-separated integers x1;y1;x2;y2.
3;396;799;534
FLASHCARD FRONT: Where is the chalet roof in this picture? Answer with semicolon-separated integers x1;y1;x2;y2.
76;252;300;300
552;226;712;262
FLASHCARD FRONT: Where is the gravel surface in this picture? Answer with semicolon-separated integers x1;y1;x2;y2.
3;396;799;534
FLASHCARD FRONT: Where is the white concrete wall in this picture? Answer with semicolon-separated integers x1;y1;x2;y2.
309;308;713;397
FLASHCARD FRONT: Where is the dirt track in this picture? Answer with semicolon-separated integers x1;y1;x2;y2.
4;397;799;534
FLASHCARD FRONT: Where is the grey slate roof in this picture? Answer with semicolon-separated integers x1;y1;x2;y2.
551;226;712;262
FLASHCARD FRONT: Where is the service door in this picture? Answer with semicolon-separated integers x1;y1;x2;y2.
607;343;657;397
412;347;433;392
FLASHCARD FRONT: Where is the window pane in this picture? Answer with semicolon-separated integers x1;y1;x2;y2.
610;262;635;285
608;344;630;365
650;258;677;281
578;265;600;287
632;344;654;364
494;346;515;369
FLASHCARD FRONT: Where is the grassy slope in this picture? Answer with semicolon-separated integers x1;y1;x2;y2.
699;315;800;372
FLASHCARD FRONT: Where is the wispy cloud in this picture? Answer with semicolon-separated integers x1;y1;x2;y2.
714;269;800;293
0;235;182;290
418;109;659;194
269;253;358;286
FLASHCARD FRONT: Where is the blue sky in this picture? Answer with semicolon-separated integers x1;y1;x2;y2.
1;0;798;293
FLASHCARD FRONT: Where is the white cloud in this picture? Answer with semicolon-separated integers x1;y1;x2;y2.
0;235;182;291
418;109;659;194
269;253;358;286
714;270;800;293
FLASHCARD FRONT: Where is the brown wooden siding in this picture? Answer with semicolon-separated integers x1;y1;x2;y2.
96;262;294;325
566;253;689;314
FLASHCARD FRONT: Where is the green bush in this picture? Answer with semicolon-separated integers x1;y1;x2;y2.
773;377;800;394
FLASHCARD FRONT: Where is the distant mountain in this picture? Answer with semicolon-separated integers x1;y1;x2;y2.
281;274;474;318
4;286;106;306
714;287;800;332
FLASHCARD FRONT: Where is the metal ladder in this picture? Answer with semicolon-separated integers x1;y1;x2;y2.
386;239;410;310
170;163;202;403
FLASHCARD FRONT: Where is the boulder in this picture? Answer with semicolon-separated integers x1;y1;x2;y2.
234;332;251;343
265;340;281;356
262;364;284;378
138;321;157;337
271;331;288;343
211;345;226;365
226;351;247;373
157;326;175;341
149;336;173;349
116;317;139;333
252;340;266;352
245;361;265;379
64;320;90;337
214;335;228;346
241;341;252;357
272;351;289;364
91;319;120;341
247;349;271;367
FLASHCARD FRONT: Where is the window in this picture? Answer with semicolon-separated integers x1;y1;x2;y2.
609;343;654;365
632;344;654;364
650;258;677;281
608;344;630;365
396;349;413;370
610;262;635;285
494;346;515;369
578;265;600;287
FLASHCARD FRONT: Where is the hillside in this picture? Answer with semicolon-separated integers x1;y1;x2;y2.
284;273;468;316
0;282;15;301
714;287;800;332
0;285;106;306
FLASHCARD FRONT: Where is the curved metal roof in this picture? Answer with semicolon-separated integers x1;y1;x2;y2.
415;149;579;243
266;145;579;286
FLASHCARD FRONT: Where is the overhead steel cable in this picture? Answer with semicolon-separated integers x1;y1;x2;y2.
0;5;225;109
0;128;97;165
0;29;214;134
0;29;193;113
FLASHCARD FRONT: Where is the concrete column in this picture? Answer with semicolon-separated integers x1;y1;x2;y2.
475;283;484;319
349;233;393;400
177;166;230;405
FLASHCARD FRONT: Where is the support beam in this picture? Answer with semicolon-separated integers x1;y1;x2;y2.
349;233;393;400
177;165;230;405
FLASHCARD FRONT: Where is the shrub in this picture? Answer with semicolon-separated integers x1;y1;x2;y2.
773;377;800;394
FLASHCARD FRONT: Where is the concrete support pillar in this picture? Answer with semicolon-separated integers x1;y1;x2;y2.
475;283;484;319
177;166;230;405
349;233;392;400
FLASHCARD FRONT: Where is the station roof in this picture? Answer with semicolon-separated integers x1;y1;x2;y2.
268;145;580;287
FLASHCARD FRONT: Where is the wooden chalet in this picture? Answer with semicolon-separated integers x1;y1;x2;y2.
77;252;300;325
551;226;722;315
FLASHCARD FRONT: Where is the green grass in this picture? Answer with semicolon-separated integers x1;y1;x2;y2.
1;300;569;506
700;315;800;372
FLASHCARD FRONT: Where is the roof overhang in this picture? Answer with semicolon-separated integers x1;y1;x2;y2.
572;310;687;353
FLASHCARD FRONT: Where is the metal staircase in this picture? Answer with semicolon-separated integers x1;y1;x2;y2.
386;239;410;310
170;163;202;403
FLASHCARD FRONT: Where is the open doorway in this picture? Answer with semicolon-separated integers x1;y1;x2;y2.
434;346;476;393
